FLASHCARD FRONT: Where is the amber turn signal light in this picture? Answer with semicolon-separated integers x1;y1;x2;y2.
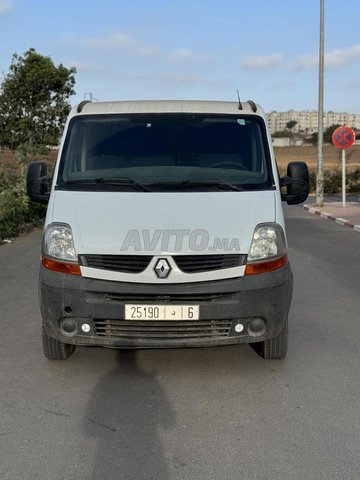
41;256;81;275
245;254;288;276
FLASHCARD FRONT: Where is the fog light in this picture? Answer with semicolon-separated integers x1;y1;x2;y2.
81;323;91;333
235;323;244;333
248;317;266;337
60;318;77;335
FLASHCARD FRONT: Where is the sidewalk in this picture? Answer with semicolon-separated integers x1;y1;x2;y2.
303;195;360;232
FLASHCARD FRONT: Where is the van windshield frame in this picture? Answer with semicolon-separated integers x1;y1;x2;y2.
56;113;275;192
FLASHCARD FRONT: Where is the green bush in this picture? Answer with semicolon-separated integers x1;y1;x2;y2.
347;170;360;193
280;167;360;194
324;170;342;193
0;171;46;240
322;169;360;194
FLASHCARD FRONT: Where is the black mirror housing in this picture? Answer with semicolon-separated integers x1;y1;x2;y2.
26;161;51;204
281;161;309;205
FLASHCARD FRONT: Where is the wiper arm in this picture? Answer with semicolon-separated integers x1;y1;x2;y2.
63;177;150;191
179;179;242;191
64;179;97;184
94;177;151;192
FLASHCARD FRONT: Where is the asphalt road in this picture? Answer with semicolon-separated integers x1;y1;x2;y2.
1;205;359;480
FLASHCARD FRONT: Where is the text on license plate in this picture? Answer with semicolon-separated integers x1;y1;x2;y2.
125;304;199;321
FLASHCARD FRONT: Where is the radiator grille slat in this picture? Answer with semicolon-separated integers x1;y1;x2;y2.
93;319;232;339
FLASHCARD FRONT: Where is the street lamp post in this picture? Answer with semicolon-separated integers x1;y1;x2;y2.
316;0;325;207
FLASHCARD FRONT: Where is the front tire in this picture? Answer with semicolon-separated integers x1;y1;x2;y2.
251;318;288;359
42;322;76;360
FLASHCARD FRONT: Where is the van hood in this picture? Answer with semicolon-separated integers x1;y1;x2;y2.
48;190;276;255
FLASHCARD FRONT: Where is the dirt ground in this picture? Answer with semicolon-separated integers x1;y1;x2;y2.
1;145;360;174
275;144;360;171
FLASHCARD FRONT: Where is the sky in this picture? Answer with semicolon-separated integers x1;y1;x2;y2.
1;0;360;113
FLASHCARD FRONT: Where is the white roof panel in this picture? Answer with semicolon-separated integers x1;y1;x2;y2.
72;100;264;117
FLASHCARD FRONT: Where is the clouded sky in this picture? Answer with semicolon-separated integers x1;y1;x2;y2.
1;0;360;113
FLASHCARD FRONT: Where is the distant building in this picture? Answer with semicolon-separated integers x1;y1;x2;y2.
267;110;360;135
272;137;304;147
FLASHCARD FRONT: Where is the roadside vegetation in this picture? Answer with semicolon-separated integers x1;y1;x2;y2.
0;167;46;240
0;48;76;241
277;164;360;195
276;144;360;194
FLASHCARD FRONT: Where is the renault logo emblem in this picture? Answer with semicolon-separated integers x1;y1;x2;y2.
154;258;171;279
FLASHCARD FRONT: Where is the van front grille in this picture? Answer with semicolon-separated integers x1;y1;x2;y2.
80;254;245;274
80;255;152;273
93;319;232;339
174;254;245;273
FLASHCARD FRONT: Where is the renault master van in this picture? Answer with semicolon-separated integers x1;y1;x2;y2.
27;100;309;360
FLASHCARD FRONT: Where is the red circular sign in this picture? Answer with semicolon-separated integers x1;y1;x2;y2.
332;126;355;149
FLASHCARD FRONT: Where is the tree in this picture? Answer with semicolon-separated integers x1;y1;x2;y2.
304;132;318;145
0;48;76;152
324;124;341;143
305;124;342;145
286;120;297;130
272;129;294;138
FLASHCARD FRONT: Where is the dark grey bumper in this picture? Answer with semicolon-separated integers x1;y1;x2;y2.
39;264;293;349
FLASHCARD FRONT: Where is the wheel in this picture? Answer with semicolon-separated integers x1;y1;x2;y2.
209;161;247;170
42;321;76;360
251;318;288;359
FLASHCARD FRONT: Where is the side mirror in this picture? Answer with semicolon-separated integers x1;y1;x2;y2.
280;161;309;205
26;161;51;204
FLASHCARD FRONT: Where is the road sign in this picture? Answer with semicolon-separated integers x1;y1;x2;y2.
331;126;355;208
332;126;355;149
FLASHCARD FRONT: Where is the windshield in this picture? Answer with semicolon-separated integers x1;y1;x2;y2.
57;113;274;192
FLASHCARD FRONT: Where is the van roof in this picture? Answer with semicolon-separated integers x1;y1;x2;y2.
72;100;265;117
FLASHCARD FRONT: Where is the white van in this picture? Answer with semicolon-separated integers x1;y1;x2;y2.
27;100;309;360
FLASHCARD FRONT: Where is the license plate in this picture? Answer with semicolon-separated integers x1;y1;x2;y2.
125;304;199;321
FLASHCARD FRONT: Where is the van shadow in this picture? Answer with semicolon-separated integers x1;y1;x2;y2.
83;350;176;480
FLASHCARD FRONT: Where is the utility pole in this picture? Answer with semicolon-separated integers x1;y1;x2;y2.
316;0;325;207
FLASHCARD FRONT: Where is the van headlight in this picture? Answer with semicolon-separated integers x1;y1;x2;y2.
43;223;77;261
247;224;286;261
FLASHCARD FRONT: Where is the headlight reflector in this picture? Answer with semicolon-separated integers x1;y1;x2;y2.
248;224;286;262
43;224;77;261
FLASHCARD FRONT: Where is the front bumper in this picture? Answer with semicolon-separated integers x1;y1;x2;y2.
39;264;293;348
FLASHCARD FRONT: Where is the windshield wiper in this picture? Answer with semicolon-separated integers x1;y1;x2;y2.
63;177;150;191
183;180;242;191
152;179;242;191
94;177;151;192
64;179;97;184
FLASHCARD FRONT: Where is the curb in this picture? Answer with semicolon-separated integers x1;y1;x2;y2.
303;204;360;232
